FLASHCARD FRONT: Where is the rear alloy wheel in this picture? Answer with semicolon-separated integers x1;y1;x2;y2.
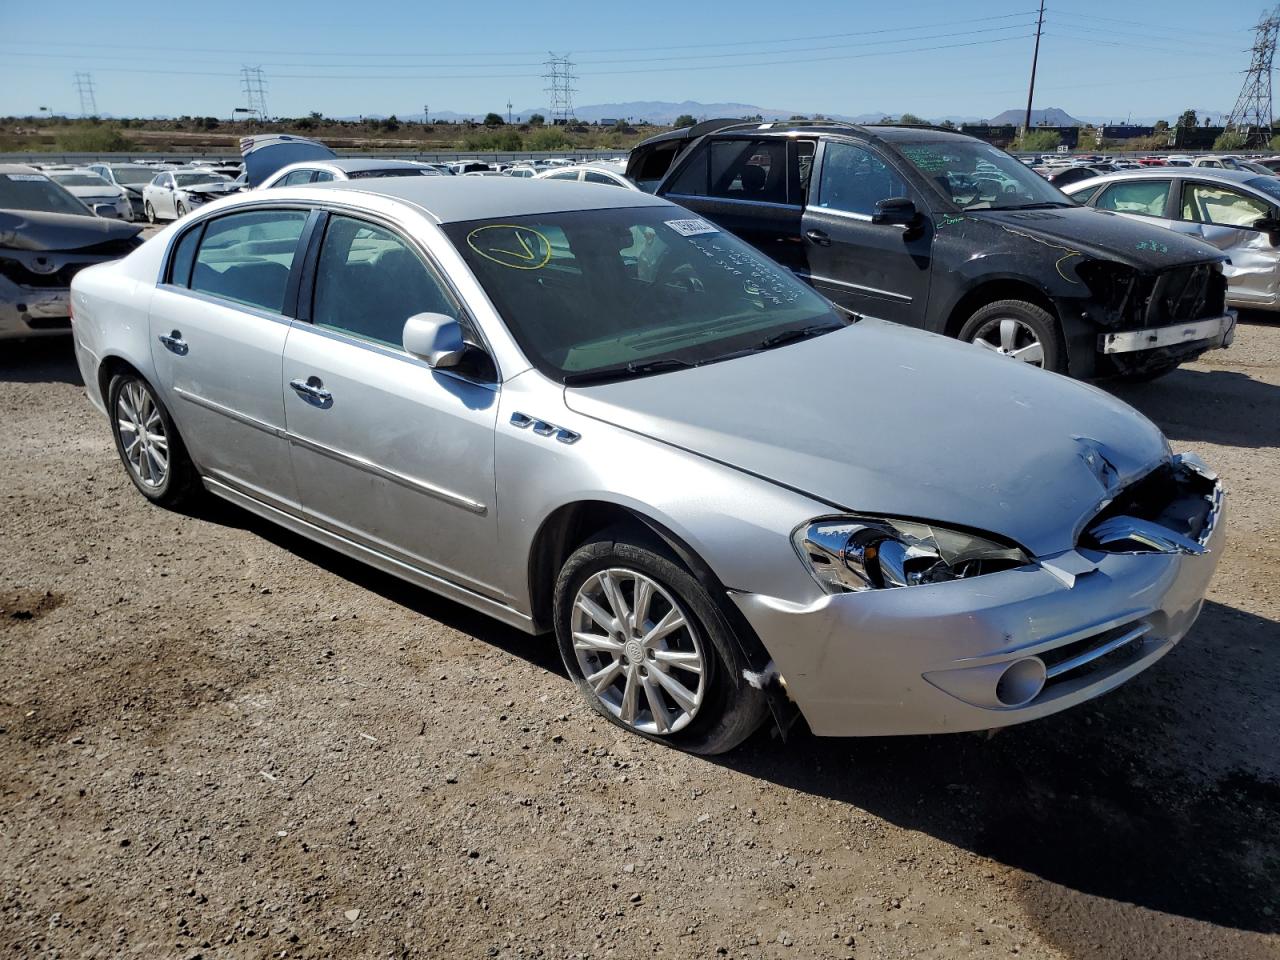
959;299;1066;374
144;201;156;224
108;372;199;507
554;532;769;754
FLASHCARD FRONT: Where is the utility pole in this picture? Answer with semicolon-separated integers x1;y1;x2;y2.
1022;0;1046;139
507;100;513;124
424;104;429;124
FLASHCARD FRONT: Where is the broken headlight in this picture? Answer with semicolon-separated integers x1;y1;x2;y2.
792;517;1030;594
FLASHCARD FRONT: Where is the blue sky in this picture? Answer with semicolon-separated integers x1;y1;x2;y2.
2;0;1265;121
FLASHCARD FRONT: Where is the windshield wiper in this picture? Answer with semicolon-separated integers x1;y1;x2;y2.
986;201;1073;210
562;357;696;386
755;322;846;351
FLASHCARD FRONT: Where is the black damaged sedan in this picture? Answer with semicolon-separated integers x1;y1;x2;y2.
628;121;1235;380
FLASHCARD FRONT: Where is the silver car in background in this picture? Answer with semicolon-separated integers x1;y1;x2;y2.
259;158;443;189
1064;167;1280;312
88;162;171;219
45;169;134;220
141;170;240;223
534;164;640;190
69;178;1224;753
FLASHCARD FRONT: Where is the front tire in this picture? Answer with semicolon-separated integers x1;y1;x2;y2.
107;372;199;508
144;201;156;224
959;299;1066;374
175;201;187;218
554;532;768;755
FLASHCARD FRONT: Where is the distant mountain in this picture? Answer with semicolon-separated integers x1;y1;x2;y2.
986;107;1084;127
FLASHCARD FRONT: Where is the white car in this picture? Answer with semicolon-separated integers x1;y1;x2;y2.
533;164;639;190
260;158;442;189
504;165;539;178
45;169;133;220
142;171;240;223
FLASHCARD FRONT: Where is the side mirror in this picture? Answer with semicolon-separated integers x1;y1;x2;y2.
403;312;466;368
1252;217;1280;245
92;203;120;219
872;197;919;227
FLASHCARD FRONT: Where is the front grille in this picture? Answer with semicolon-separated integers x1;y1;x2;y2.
1040;620;1150;691
1136;263;1226;326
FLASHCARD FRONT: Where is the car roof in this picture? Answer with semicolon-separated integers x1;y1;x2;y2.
304;175;668;223
0;163;41;175
312;158;430;172
1062;166;1268;193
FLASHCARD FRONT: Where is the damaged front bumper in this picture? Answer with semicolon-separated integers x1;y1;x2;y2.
730;456;1225;737
0;278;73;339
1099;311;1236;355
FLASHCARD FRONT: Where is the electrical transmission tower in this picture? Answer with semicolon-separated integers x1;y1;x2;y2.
543;53;577;124
1226;5;1280;146
240;66;270;121
73;72;98;117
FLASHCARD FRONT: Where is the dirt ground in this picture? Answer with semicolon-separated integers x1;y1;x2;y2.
1;314;1277;960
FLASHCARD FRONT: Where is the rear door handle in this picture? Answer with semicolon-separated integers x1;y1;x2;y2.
805;229;831;246
289;375;333;408
157;330;188;355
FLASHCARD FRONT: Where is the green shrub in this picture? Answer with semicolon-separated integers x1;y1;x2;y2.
55;127;134;151
527;127;570;151
1013;129;1061;152
462;129;524;151
1213;131;1247;151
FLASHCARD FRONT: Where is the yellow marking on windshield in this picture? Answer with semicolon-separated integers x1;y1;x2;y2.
466;224;553;270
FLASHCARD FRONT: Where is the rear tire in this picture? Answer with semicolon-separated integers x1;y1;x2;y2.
107;372;200;508
959;299;1067;375
554;531;769;755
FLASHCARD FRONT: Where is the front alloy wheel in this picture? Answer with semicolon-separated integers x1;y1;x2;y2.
959;299;1065;374
969;316;1045;366
144;201;156;224
570;568;707;735
554;532;769;754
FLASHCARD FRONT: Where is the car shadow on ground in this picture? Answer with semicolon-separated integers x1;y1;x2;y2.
1109;365;1279;450
714;598;1280;941
184;494;565;678
0;338;83;386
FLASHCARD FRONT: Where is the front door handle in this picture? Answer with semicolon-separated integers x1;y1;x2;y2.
157;330;188;355
289;375;333;408
805;229;831;246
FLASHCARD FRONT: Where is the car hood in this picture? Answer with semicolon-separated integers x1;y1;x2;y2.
970;206;1225;269
563;320;1169;558
183;182;241;197
0;209;141;251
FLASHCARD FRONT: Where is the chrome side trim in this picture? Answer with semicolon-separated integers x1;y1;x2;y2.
665;193;800;212
202;476;534;633
799;272;913;302
173;386;285;437
807;206;874;223
510;411;580;444
288;432;488;515
1046;623;1152;679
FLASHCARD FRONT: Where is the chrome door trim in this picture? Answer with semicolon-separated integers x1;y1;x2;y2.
664;193;800;212
808;206;875;223
173;386;286;437
796;271;913;302
155;285;295;327
202;476;532;632
292;321;499;392
287;432;488;516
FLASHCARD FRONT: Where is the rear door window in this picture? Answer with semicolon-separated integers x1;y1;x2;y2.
1096;180;1171;217
189;209;309;313
708;139;788;204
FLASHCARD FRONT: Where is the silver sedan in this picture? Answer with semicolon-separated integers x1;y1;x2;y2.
69;177;1224;753
1064;167;1280;312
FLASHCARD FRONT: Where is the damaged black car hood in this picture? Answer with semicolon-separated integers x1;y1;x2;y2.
971;206;1225;270
0;209;141;251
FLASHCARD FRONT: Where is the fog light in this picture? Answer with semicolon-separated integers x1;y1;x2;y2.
995;657;1047;707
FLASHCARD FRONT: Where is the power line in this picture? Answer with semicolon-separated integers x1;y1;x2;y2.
73;71;98;117
1;11;1038;60
1226;5;1280;145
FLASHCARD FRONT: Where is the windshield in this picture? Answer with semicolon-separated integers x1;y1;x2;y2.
51;173;111;188
1244;177;1280;202
0;171;90;215
110;165;159;186
899;140;1071;210
443;207;843;383
174;173;230;187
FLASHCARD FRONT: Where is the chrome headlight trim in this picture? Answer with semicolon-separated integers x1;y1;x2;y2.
791;516;1031;594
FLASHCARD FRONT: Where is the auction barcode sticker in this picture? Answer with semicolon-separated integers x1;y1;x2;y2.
665;218;718;237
